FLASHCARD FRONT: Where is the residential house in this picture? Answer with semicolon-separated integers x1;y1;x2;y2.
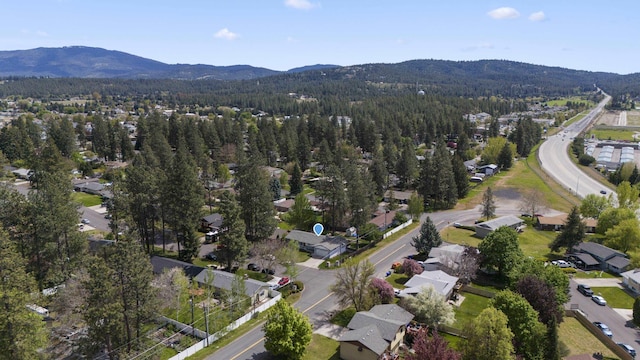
339;304;414;360
200;213;223;233
621;269;640;295
269;228;288;241
478;164;499;176
150;256;205;279
74;181;105;196
398;270;459;300
570;242;630;274
537;213;597;233
474;215;524;238
285;230;348;259
421;244;465;272
193;268;272;304
383;190;413;204
369;210;397;231
11;168;32;180
273;199;295;213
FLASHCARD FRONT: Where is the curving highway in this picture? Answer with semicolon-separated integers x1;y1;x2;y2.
539;92;613;199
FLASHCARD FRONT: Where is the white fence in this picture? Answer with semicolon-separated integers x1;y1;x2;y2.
167;292;281;360
383;219;413;239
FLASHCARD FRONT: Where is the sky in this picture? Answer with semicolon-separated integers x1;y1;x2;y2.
1;0;638;74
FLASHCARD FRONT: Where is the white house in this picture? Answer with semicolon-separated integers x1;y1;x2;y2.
621;269;640;295
398;270;459;299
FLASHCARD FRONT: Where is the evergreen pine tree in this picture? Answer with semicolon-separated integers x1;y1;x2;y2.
497;142;513;170
550;206;585;252
411;217;442;254
290;162;303;196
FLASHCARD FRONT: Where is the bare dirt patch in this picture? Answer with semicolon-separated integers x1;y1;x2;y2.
596;110;621;126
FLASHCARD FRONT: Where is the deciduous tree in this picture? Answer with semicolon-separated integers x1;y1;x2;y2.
369;278;395;305
286;193;315;231
596;207;636;234
605;218;640;253
331;259;375;312
478;226;523;277
461;307;514;360
402;258;423;277
515;275;563;326
579;193;611;219
400;285;455;328
407;330;462;360
616;181;639;210
491;290;546;360
263;300;312;360
407;192;424;220
519;188;548;217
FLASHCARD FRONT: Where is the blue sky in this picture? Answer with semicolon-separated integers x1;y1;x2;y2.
1;1;637;74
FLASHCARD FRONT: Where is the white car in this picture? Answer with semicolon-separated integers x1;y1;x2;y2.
592;295;607;306
551;260;573;268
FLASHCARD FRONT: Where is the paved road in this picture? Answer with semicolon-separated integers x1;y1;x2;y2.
205;205;524;360
567;278;640;349
538;92;612;200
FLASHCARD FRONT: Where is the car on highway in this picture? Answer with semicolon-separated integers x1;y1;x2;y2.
577;284;594;296
593;322;613;338
592;295;607;306
617;343;636;358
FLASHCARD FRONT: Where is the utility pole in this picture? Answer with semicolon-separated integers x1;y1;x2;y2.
204;304;209;346
189;296;195;338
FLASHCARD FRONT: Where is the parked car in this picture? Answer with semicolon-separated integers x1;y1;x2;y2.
600;190;607;195
592;295;607;306
617;343;637;358
593;322;613;338
278;277;290;286
205;252;217;261
577;284;594;296
81;218;90;224
551;260;574;268
262;268;275;275
247;263;261;272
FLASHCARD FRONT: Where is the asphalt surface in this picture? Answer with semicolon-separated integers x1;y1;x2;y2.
538;92;613;200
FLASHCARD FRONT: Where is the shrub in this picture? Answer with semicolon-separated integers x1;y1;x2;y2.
370;278;395;304
578;154;595;166
403;259;424;277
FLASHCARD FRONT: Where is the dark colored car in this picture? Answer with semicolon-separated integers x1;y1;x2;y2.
600;190;607;195
247;263;261;272
262;268;275;275
577;284;594;296
205;252;217;261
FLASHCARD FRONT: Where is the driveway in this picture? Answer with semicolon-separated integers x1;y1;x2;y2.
574;278;624;288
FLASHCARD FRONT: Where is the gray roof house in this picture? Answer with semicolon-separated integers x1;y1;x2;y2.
339;304;414;360
574;242;630;274
399;270;459;299
74;181;105;195
422;244;466;272
621;269;640;295
193;268;271;303
285;230;348;259
474;215;524;238
201;213;223;232
150;256;205;279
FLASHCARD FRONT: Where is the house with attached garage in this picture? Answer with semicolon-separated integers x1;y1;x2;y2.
339;304;414;360
568;242;630;274
285;230;348;259
193;268;272;304
397;270;459;300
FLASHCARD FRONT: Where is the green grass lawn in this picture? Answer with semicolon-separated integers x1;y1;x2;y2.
303;334;340;360
558;317;617;358
71;192;103;207
546;97;594;107
588;128;637;141
330;307;356;327
590;287;636;309
564;111;588;127
453;292;492;329
440;333;464;351
573;271;620;279
386;273;409;289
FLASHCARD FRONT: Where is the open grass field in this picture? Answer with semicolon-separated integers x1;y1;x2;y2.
590;287;636;309
627;111;640;126
546;97;594;107
558;317;617;358
573;270;619;279
588;128;637;141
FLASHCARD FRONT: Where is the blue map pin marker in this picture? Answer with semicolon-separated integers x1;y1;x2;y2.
313;223;324;236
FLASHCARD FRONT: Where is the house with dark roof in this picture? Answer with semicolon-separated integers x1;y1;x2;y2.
273;199;295;213
285;230;348;259
339;304;414;360
200;213;223;233
150;256;205;279
570;242;630;274
74;181;105;196
474;215;524;238
368;210;397;231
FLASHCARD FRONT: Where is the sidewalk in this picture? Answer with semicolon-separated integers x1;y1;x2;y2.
314;322;348;340
299;258;325;269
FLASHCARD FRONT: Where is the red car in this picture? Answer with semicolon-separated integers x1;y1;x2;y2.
278;277;290;286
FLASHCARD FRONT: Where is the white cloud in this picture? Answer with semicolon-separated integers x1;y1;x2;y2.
36;31;50;37
529;11;546;22
284;0;319;10
487;7;520;20
214;28;239;41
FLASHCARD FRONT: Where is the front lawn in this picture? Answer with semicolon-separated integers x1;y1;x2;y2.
330;307;355;327
590;287;636;309
573;271;620;279
71;192;103;207
303;334;340;360
386;273;409;289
